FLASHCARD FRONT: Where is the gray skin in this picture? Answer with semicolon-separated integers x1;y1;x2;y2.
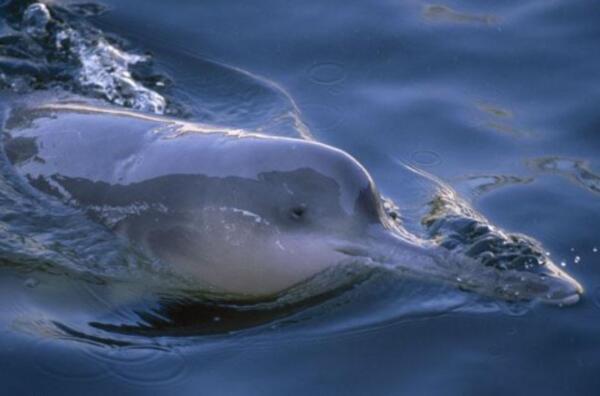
1;103;583;303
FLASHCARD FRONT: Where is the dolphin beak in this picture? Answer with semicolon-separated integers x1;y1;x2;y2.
340;224;584;306
538;262;583;306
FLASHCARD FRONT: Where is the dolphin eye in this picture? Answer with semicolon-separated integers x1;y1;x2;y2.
290;205;307;221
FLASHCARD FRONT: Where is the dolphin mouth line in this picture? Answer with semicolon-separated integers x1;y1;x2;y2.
544;292;580;306
542;273;584;306
334;246;371;259
333;241;395;265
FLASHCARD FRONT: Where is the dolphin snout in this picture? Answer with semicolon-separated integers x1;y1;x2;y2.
540;267;583;306
488;260;583;306
332;225;584;306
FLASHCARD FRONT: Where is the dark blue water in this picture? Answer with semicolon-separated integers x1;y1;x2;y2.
1;1;599;394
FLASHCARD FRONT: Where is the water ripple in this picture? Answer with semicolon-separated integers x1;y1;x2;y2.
529;156;600;195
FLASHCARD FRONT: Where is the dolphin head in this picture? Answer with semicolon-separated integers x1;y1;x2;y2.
119;137;582;304
125;139;396;297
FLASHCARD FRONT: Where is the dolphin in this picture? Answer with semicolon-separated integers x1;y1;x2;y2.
1;101;583;304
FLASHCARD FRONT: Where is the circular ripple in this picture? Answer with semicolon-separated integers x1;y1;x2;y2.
307;62;347;85
33;339;109;381
84;344;161;365
108;346;186;386
327;85;344;96
410;150;442;166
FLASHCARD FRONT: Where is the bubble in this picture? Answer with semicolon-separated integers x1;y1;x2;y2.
593;247;598;253
23;3;51;38
574;256;581;264
307;62;347;85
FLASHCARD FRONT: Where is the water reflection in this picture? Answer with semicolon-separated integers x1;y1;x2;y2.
423;4;498;25
529;157;600;195
475;102;532;137
458;174;534;197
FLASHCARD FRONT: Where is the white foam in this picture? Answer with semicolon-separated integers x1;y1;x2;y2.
61;28;166;114
22;3;167;115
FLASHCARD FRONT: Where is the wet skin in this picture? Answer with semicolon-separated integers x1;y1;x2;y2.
1;103;583;303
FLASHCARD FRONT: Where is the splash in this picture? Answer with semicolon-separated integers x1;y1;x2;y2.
0;1;170;114
414;166;581;304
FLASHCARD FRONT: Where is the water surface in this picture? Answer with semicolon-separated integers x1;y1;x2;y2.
0;0;599;394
